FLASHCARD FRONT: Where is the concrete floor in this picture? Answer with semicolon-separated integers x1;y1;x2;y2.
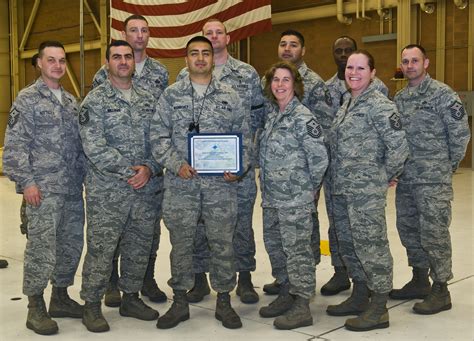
0;169;472;340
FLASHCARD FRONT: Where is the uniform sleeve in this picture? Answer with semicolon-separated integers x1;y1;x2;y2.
175;68;188;83
249;70;266;133
371;103;409;180
307;81;336;132
230;93;252;173
2;96;37;190
150;93;187;175
436;88;471;171
296;113;328;190
79;99;135;180
91;67;107;90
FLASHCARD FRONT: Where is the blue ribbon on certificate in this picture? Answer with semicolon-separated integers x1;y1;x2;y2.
188;133;243;175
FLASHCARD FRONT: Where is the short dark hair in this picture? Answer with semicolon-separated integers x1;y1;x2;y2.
263;61;304;103
123;14;148;30
38;41;65;58
186;36;213;54
349;49;375;70
106;40;134;61
402;44;427;57
333;36;357;50
31;53;39;67
280;29;305;47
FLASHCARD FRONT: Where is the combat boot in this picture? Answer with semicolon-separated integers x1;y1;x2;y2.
82;301;109;333
119;292;159;320
413;282;452;314
157;290;190;329
274;295;313;330
141;256;167;303
345;293;389;331
259;284;294;318
390;267;431;300
49;286;83;318
26;294;58;335
236;271;259;304
262;280;281;295
186;272;210;303
320;266;351;296
326;281;369;316
104;258;121;307
215;292;242;329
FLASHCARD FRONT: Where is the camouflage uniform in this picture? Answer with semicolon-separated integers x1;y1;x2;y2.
324;74;389;269
259;97;328;298
262;62;334;265
394;74;470;283
150;76;250;292
177;55;265;273
3;78;86;296
329;83;409;294
91;56;168;280
79;80;161;302
92;56;168;98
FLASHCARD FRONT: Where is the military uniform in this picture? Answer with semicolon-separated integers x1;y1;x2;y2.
79;80;161;302
259;97;328;298
394;74;470;283
262;62;334;265
324;74;389;270
3;78;86;296
92;56;168;98
91;56;168;295
150;76;250;292
329;83;409;294
177;55;264;274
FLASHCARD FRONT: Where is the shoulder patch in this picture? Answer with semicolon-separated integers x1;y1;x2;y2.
450;101;465;121
8;107;20;128
79;107;89;125
306;118;322;138
324;88;333;106
389;112;402;130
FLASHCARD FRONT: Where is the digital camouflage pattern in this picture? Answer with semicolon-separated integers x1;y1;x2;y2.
394;74;470;283
329;83;409;293
177;55;264;273
150;76;250;292
79;80;160;301
326;74;389;113
91;56;168;99
324;74;388;268
259;97;328;298
3;78;86;296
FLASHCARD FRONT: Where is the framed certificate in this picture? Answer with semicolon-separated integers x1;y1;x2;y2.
188;133;243;176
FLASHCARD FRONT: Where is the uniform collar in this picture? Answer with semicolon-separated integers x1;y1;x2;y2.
297;61;309;78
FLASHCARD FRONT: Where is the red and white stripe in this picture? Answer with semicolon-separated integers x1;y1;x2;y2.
110;0;272;58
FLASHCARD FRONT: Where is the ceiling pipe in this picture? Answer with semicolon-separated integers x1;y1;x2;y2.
453;0;468;9
337;0;352;24
420;0;436;13
377;0;390;19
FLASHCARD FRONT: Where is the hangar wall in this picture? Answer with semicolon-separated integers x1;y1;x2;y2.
2;0;472;165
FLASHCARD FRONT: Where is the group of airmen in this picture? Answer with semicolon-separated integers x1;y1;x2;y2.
2;13;470;336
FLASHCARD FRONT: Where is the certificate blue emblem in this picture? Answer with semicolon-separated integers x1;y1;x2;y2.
188;133;243;175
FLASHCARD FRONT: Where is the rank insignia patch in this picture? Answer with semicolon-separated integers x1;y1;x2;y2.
389;112;402;130
324;88;333;106
79;108;89;125
450;101;465;121
8;108;20;128
306;118;322;138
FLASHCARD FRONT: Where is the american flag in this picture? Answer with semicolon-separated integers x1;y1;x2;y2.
110;0;272;58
